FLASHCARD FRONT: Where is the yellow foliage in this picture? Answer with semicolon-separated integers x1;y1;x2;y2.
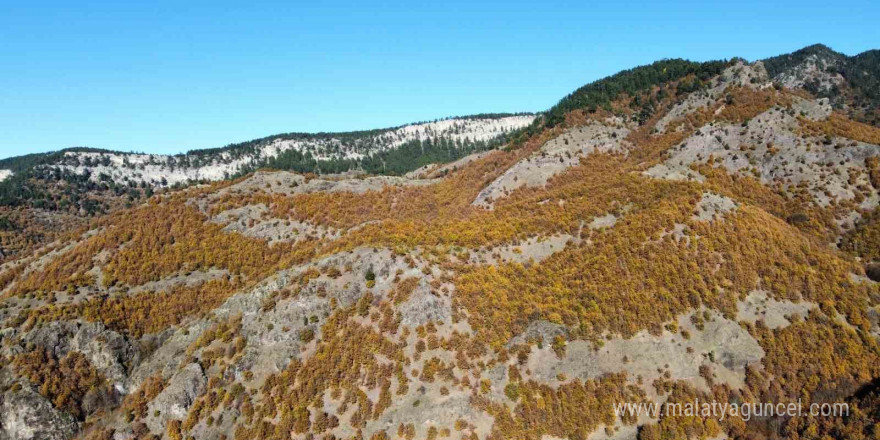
799;112;880;145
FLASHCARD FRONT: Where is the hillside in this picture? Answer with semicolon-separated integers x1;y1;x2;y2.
0;115;533;263
1;45;879;440
763;44;880;125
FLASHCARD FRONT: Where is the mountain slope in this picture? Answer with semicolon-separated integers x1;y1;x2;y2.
0;114;533;263
1;45;879;440
764;43;880;125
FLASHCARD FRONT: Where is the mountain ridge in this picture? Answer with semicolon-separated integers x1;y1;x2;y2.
1;43;877;193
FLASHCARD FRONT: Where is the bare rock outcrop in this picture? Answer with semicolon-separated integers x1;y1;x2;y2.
0;384;78;440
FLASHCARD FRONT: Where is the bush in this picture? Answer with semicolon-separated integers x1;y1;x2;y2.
298;328;315;343
787;212;810;224
865;263;880;282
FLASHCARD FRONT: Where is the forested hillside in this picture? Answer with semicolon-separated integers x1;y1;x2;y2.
1;45;879;440
763;43;880;125
0;115;532;261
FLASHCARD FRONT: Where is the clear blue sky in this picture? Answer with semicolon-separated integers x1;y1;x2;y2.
1;0;877;159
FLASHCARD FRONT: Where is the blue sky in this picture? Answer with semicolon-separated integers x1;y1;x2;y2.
1;0;877;159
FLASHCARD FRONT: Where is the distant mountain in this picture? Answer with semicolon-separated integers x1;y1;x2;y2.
0;114;534;212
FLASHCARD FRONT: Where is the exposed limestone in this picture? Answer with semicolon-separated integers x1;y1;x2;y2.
210;170;439;201
655;61;771;133
212;247;428;384
692;192;737;222
474;120;630;208
868;307;880;340
212;203;338;244
0;383;78;440
791;95;832;121
364;384;494;440
51;116;536;187
736;290;816;329
524;310;764;395
405;151;493;179
13;321;136;394
772;54;846;93
127;269;229;295
508;320;568;347
397;278;450;328
144;363;207;433
646;103;880;212
127;325;201;389
589;213;618;229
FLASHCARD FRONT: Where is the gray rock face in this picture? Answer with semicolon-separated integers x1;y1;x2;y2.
144;363;206;433
646;101;880;214
525;310;764;393
473;119;630;208
126;327;199;392
0;385;78;440
773;54;846;94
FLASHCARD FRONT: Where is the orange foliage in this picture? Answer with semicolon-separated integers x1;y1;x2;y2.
12;349;109;420
799;112;880;145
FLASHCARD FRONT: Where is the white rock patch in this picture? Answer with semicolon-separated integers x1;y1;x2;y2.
50;116;536;187
589;213;618;229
